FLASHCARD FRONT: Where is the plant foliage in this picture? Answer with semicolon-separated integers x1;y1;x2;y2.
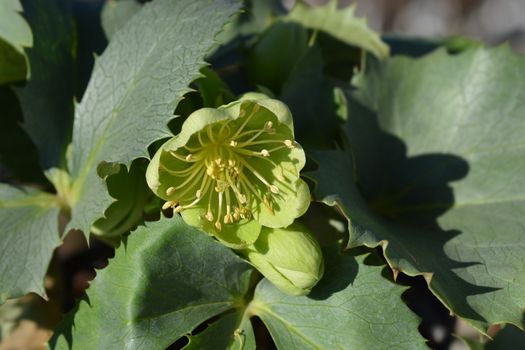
0;0;524;348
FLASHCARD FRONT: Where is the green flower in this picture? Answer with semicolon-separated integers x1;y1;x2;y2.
146;93;310;248
242;223;324;296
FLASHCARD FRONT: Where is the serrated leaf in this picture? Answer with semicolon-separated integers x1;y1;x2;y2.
287;0;389;59
0;0;32;84
50;216;253;350
312;46;525;332
0;184;60;304
66;0;241;236
249;250;426;349
101;0;142;41
91;159;150;241
14;0;74;169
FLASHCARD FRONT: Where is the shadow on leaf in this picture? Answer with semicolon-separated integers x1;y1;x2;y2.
310;96;499;324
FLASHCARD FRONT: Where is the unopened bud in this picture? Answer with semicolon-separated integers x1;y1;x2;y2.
242;223;324;296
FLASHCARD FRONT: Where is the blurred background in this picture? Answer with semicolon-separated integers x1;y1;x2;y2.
286;0;525;52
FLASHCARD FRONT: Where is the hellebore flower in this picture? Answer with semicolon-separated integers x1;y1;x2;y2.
146;93;310;248
242;223;324;296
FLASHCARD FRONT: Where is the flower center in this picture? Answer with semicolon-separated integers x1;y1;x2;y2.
161;105;296;231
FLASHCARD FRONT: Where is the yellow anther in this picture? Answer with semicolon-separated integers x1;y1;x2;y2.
264;121;273;129
205;211;214;222
173;206;183;213
284;139;294;148
165;187;176;196
239;194;247;204
215;221;222;231
185;154;193;161
196;189;202;199
229;140;237;147
162;200;175;210
270;185;279;194
260;149;270;157
224;213;233;224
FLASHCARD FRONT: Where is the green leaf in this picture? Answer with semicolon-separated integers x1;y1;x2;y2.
14;0;74;169
50;215;253;350
66;0;241;236
280;45;344;149
485;324;525;349
249;251;427;349
101;0;142;41
91;159;150;241
312;46;525;332
287;0;389;59
0;0;32;84
184;311;256;350
247;21;309;94
0;87;47;184
0;184;60;303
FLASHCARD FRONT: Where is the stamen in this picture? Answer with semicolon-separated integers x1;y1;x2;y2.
225;168;247;204
198;129;208;147
172;165;205;190
284;139;295;148
266;145;289;153
169;151;199;162
260;149;270;157
236;127;271;146
239;173;272;212
229;140;237;147
160;162;201;176
207;125;217;144
237;157;277;190
162;200;177;210
231;104;260;139
165;187;176;196
270;185;279;194
170;167;207;200
215;190;224;231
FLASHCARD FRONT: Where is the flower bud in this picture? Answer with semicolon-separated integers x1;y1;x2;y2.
242;223;324;296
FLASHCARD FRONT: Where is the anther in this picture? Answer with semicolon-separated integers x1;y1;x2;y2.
205;211;214;222
284;139;294;148
215;221;222;231
239;194;247;204
264;121;273;129
270;185;279;194
173;206;183;213
185;154;193;161
224;214;233;224
260;149;270;157
229;140;237;147
165;187;176;196
162;201;175;210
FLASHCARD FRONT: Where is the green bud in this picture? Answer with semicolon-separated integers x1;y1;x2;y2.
242;223;324;296
146;94;311;248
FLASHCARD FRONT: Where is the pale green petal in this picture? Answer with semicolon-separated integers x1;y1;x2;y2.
182;208;262;249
